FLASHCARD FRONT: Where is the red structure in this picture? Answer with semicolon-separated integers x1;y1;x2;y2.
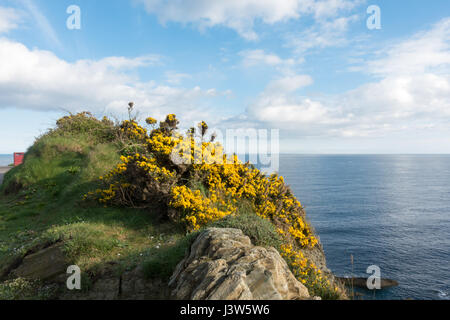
14;153;25;166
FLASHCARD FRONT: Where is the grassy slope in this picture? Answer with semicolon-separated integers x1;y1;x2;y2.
0;131;187;289
0;127;282;299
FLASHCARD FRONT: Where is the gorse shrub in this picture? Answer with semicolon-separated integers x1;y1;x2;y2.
81;112;341;296
86;114;317;244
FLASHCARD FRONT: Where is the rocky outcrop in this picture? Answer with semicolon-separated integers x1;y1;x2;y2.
169;228;311;300
3;242;170;300
10;243;68;281
2;228;329;300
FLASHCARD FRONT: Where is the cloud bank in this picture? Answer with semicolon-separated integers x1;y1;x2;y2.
0;38;222;122
238;18;450;139
137;0;360;40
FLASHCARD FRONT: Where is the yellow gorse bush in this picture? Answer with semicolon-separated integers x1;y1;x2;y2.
120;120;147;141
85;113;339;297
170;186;234;230
145;117;157;126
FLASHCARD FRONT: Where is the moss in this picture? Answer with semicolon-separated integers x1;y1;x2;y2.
210;203;283;249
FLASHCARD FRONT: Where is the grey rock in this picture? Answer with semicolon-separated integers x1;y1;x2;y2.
169;228;310;300
11;243;68;281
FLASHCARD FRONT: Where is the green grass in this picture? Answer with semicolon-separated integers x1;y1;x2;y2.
142;232;198;280
0;192;185;278
0;113;342;300
210;202;283;249
0;126;186;284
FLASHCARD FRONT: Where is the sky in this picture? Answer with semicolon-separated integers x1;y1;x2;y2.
0;0;449;154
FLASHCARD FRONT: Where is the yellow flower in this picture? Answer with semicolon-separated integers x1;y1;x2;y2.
146;117;157;125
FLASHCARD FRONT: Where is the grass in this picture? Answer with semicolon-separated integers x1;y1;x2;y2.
210;202;283;249
0;192;185;279
142;232;198;280
0;126;186;287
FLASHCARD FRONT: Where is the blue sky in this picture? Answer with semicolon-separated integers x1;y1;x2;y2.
0;0;450;154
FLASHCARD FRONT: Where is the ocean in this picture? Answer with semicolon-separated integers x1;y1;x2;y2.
278;154;450;300
0;154;13;166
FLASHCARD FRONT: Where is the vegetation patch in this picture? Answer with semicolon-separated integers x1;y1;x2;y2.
0;278;57;300
210;203;282;249
142;232;198;280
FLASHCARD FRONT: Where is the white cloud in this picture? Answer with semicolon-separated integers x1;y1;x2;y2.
0;7;21;34
165;71;192;84
339;17;450;135
138;0;361;40
0;39;222;122
312;0;362;19
265;75;313;93
0;3;62;47
367;18;450;76
251;97;329;124
286;14;360;54
17;0;61;48
239;49;300;68
238;18;450;140
93;56;162;70
243;75;349;135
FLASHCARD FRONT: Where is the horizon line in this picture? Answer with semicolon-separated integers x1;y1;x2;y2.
2;152;450;156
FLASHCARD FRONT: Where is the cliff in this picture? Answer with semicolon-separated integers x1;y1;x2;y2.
0;112;345;300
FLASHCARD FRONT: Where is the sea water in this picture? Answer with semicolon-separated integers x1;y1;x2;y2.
0;154;13;166
278;155;450;300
